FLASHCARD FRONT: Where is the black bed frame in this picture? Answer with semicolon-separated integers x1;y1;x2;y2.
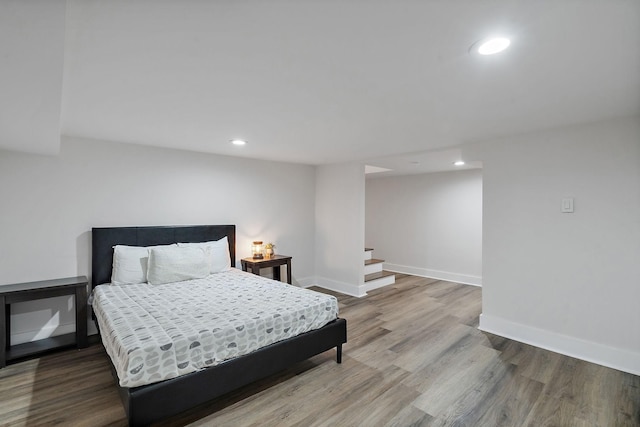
91;225;347;426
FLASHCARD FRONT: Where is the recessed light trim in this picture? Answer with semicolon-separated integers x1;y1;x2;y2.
231;139;247;146
476;37;511;55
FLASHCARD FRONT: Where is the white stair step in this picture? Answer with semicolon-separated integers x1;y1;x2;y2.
364;258;384;275
364;270;396;292
364;248;373;261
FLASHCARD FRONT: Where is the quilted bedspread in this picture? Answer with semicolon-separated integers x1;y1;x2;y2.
91;268;339;387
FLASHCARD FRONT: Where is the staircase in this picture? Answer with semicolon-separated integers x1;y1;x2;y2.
364;248;395;292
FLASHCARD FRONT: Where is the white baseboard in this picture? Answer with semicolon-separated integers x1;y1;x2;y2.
384;263;482;286
479;313;640;376
302;276;367;298
296;276;317;289
11;323;77;346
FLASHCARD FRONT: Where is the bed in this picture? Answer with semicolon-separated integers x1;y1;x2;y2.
91;225;347;426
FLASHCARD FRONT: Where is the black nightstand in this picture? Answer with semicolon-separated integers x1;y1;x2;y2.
241;255;292;284
0;276;89;368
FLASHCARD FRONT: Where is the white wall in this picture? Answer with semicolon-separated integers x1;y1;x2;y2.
0;0;66;155
314;163;366;296
0;136;316;343
365;169;483;285
476;116;640;375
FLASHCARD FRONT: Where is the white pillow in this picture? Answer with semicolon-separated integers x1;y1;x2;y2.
147;245;211;285
177;236;231;273
111;244;175;285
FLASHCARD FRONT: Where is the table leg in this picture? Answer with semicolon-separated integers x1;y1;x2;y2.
286;260;292;284
0;297;6;368
75;285;88;348
273;266;281;282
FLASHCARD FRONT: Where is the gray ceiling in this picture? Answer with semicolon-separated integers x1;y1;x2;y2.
2;0;639;175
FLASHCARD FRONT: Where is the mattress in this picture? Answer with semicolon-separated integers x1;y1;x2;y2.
91;268;339;388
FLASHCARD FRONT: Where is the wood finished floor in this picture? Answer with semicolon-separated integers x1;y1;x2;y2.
1;274;638;426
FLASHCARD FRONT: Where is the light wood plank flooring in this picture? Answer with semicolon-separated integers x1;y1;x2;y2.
1;274;638;426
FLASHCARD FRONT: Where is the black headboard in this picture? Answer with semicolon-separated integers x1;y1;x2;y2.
91;225;236;288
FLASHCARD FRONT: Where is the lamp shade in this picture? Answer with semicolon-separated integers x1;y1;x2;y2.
251;241;264;259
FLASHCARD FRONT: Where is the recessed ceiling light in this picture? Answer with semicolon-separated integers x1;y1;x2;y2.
454;161;465;166
231;139;247;146
475;37;511;55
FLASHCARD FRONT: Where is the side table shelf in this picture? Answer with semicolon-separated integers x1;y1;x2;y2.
1;276;89;368
241;255;293;284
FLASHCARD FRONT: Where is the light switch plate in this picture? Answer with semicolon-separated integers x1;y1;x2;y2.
562;198;574;213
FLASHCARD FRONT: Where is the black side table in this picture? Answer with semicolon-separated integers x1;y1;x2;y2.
1;276;89;368
241;255;292;284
